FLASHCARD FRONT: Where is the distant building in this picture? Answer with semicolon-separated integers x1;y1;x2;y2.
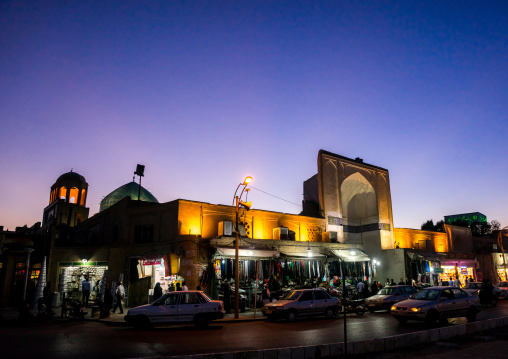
444;212;487;226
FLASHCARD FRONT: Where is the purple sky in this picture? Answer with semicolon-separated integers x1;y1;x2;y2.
1;1;507;231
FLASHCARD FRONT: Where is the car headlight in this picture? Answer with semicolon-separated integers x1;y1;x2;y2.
390;305;397;311
409;308;421;312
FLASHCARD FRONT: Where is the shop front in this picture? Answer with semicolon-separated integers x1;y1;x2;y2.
494;252;508;282
438;259;478;286
128;253;183;307
58;261;108;305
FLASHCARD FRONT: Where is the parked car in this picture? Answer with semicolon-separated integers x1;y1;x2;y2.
365;285;417;312
497;281;508;299
124;290;225;328
463;282;500;296
390;286;481;324
262;288;340;322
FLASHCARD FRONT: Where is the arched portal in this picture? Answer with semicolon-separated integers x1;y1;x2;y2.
340;172;378;223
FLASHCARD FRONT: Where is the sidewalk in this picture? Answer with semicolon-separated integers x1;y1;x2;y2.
0;306;267;325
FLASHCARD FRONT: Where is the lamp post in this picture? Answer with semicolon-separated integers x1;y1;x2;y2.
22;248;35;302
233;176;252;319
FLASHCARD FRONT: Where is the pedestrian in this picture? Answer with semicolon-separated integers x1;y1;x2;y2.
43;281;54;315
153;282;163;302
262;284;271;305
453;276;461;288
169;282;175;292
182;281;189;291
370;281;378;296
100;287;113;318
112;281;125;314
405;277;411;285
390;279;396;286
82;275;91;306
176;282;182;291
398;278;405;285
385;278;391;287
357;281;365;299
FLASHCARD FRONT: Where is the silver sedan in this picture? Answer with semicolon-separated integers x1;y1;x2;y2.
390;286;481;324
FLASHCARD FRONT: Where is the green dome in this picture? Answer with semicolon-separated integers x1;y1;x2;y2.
100;182;158;211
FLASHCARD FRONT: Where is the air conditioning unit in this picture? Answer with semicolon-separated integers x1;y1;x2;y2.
218;221;233;236
323;231;338;243
273;227;289;240
233;223;247;237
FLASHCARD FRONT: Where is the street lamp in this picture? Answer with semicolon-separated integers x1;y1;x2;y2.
22;248;35;302
233;176;252;319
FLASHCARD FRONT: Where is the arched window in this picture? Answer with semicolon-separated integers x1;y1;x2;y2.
80;189;86;206
60;187;67;201
69;187;79;204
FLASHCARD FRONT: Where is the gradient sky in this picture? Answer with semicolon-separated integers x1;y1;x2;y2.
1;1;507;232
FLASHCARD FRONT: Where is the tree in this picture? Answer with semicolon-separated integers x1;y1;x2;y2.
421;219;445;232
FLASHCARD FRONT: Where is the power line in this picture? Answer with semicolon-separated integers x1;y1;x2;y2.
248;186;302;208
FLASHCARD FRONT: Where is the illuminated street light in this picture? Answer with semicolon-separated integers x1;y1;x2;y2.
232;176;253;319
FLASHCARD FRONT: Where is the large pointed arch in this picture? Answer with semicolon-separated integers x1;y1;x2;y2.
340;172;378;222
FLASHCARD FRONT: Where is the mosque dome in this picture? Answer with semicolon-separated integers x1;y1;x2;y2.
57;171;87;185
100;181;159;212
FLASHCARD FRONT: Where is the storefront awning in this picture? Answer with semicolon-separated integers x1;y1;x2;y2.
330;249;370;262
279;250;326;258
214;247;279;258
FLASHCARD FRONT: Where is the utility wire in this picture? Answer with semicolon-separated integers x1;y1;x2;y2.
248;186;302;208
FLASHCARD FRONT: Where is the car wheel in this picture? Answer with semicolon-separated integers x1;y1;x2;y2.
466;307;477;322
287;310;297;323
325;307;334;319
356;304;366;315
395;317;407;324
195;316;209;329
425;310;439;324
134;315;151;330
492;296;499;307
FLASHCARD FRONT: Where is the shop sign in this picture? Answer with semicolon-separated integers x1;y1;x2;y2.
433;268;444;274
460;266;468;275
143;258;161;266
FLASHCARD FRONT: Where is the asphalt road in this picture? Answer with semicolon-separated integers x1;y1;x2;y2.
2;301;508;359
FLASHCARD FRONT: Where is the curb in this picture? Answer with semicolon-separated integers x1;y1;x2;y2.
162;316;508;359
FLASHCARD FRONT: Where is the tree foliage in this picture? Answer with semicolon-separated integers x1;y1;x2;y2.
420;219;444;232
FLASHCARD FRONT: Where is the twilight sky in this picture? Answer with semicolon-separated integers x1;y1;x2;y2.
1;1;507;231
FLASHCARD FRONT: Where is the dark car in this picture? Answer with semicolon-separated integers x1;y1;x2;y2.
262;288;340;322
125;290;225;328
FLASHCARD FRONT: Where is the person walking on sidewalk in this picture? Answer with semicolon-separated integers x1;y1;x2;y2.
82;276;91;307
112;282;125;314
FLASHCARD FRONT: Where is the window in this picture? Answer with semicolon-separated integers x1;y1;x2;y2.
164;294;178;305
134;225;154;244
452;288;467;298
314;291;328;300
300;291;314;301
69;187;79;203
181;293;200;304
441;289;454;300
60;186;67;200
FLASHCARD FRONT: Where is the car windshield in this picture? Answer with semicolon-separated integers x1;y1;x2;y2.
412;289;440;300
378;287;398;295
281;291;302;300
465;283;481;289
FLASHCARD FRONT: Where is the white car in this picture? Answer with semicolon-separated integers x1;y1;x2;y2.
391;286;481;324
497;281;508;299
262;288;340;322
125;291;225;328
